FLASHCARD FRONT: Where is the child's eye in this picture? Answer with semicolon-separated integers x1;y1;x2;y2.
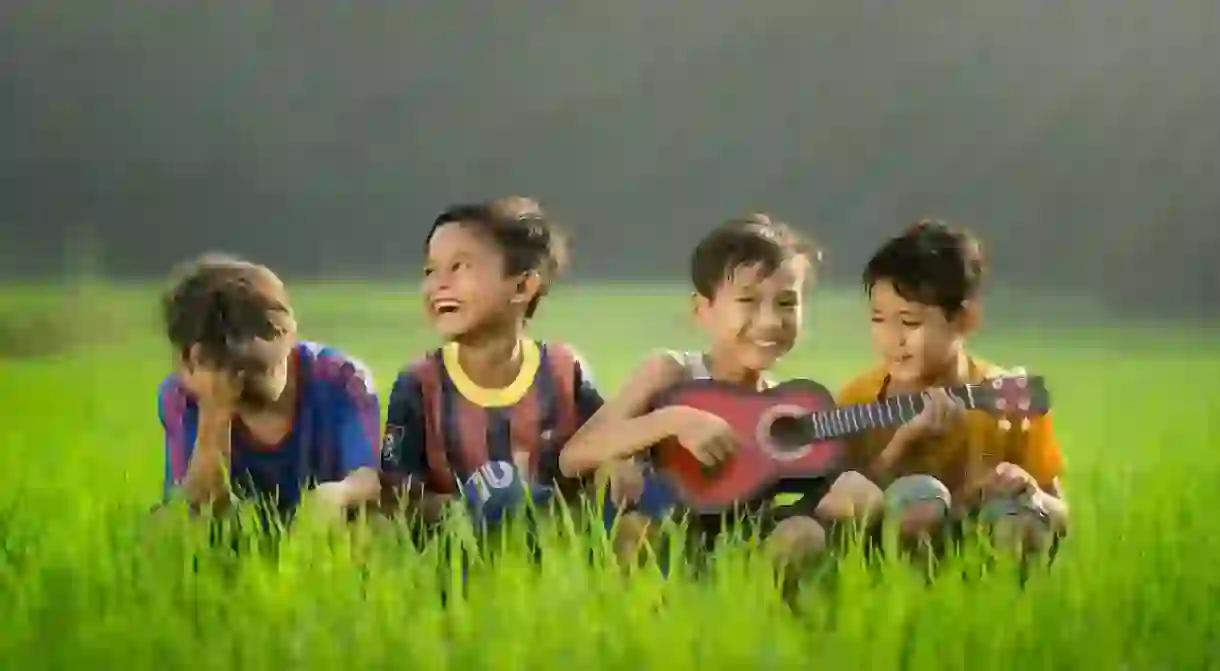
422;267;434;277
902;320;922;328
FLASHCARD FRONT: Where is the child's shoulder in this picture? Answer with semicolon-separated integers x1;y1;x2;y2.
389;348;446;391
157;373;193;414
837;364;890;404
299;341;377;397
965;354;1014;382
536;340;585;365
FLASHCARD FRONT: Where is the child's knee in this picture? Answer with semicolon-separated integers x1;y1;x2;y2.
980;497;1054;554
766;516;828;564
611;511;655;562
818;470;883;522
884;475;951;539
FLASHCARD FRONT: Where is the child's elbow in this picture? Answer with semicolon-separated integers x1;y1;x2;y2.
557;447;590;479
1037;490;1070;537
344;467;382;502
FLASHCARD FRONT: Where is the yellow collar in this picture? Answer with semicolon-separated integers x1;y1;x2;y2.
441;340;540;407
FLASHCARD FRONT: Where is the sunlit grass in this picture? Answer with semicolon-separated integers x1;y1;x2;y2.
0;283;1217;669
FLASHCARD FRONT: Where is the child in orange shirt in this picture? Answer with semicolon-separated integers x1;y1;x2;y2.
839;220;1069;555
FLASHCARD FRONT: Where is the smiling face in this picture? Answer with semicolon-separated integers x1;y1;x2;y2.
422;221;528;341
694;258;808;374
868;279;968;385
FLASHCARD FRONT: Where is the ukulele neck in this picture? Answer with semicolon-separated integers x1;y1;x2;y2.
812;385;981;440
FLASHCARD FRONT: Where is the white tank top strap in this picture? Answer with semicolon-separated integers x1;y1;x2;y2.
663;349;776;389
662;349;712;381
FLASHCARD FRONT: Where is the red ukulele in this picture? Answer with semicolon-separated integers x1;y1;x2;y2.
649;372;1051;514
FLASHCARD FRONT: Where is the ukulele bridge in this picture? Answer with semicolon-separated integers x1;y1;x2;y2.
757;404;815;461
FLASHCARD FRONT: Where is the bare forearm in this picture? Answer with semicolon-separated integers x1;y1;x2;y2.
868;426;917;479
181;410;233;509
334;467;381;507
558;408;677;477
1035;486;1069;534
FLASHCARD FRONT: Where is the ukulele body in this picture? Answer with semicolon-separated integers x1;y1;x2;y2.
649;378;849;514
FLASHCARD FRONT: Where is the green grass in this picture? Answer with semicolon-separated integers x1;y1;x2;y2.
1;282;1218;669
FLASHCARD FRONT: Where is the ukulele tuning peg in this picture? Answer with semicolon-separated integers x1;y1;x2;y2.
997;419;1013;432
1020;418;1031;431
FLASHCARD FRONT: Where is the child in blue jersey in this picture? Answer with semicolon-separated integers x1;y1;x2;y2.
157;254;381;522
379;197;603;528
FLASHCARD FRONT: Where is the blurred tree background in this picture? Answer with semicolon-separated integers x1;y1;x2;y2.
2;0;1216;317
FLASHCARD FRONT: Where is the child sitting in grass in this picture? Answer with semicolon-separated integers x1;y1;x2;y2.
558;214;882;595
378;197;603;532
157;255;381;523
838;219;1069;557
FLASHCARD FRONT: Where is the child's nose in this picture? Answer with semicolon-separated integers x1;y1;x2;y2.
756;305;782;328
426;271;450;290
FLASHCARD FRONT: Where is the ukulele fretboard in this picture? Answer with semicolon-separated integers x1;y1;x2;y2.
808;385;981;441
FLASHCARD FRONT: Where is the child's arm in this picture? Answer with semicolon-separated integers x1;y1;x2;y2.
160;376;236;513
1035;479;1068;533
870;388;965;476
380;368;451;522
557;353;690;478
1004;414;1069;533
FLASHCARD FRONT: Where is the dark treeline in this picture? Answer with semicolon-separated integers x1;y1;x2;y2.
2;1;1217;316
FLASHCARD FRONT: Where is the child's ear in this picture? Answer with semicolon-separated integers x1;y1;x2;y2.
690;291;708;317
957;299;982;335
690;290;718;329
512;271;542;306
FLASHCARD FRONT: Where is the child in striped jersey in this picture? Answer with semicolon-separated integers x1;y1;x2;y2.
157;255;381;523
379;197;603;528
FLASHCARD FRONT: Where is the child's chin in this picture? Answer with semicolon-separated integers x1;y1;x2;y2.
740;351;783;373
430;316;471;340
888;368;923;385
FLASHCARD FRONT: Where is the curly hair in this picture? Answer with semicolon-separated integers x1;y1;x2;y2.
161;253;295;370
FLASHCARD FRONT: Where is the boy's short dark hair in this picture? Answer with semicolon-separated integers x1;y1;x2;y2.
863;218;986;318
425;196;569;318
161;253;293;369
689;213;821;298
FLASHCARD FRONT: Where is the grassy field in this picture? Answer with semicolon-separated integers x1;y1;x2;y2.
0;281;1218;670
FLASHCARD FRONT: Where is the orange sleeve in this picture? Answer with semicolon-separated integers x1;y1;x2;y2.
1007;412;1065;489
835;369;889;469
836;366;886;405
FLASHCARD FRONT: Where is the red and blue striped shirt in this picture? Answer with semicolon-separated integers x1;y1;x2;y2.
158;341;381;515
380;340;602;494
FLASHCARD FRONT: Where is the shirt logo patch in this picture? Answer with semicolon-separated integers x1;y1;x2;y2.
381;424;405;465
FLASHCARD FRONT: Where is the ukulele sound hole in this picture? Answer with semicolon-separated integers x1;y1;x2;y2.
767;414;812;451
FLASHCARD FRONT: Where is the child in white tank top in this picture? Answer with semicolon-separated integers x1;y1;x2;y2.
557;215;883;599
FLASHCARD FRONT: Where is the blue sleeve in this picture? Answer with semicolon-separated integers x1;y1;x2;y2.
381;370;429;478
158;376;193;502
572;353;605;426
328;359;382;478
